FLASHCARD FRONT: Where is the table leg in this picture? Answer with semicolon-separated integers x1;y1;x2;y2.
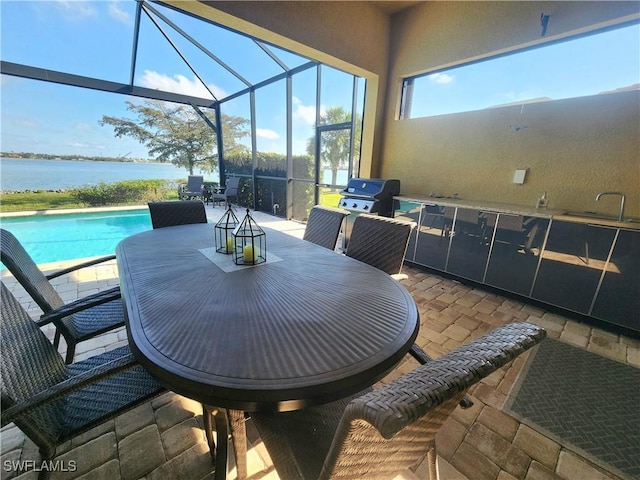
228;409;247;480
203;405;229;480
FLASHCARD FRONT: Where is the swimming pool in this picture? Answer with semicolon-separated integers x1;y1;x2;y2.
1;208;153;266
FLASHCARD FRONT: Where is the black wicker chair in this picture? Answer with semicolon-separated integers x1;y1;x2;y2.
302;206;349;251
252;322;546;480
0;282;166;478
345;214;416;278
343;215;473;407
0;228;124;364
148;200;208;229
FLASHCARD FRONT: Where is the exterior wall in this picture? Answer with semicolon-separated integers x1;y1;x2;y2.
382;1;640;217
175;1;393;178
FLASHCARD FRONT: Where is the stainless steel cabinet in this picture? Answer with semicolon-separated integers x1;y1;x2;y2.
590;228;640;331
412;204;450;271
531;221;617;314
446;208;494;282
485;214;550;297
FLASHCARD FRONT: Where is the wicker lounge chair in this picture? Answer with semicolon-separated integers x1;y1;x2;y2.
303;206;349;250
252;322;546;480
212;176;241;206
148;200;208;229
0;282;166;478
178;175;205;201
0;228;124;364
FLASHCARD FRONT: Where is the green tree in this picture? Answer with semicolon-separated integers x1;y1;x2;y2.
306;106;361;185
100;100;249;175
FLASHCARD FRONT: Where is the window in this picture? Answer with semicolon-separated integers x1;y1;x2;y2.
400;22;640;119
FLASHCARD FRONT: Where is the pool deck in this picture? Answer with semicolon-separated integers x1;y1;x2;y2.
1;208;638;480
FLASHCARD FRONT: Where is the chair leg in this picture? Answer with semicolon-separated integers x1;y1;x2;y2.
203;405;229;480
64;341;76;365
427;447;438;480
227;409;247;480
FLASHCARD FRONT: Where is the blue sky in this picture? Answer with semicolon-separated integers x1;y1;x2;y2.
1;1;638;157
0;0;353;159
410;22;640;118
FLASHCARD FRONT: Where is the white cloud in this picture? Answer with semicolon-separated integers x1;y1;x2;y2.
74;122;93;131
19;119;38;129
256;128;279;140
108;1;130;24
428;73;454;84
139;70;226;100
53;0;98;21
292;96;316;125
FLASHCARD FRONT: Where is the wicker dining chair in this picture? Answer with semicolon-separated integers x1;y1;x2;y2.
0;282;166;478
345;214;417;278
0;228;124;364
303;206;349;250
148;200;208;229
252;322;546;480
343;215;473;407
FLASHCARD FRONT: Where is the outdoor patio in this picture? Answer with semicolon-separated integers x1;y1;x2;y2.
1;210;638;480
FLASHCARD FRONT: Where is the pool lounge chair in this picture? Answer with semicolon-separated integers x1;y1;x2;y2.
0;228;125;364
212;176;241;206
178;175;205;201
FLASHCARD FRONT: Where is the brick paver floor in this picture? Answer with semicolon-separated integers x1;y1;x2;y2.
1;210;638;480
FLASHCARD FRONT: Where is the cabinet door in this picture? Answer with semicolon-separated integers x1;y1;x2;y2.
532;221;616;314
485;215;550;296
446;208;491;282
393;200;421;262
413;204;449;271
591;229;640;332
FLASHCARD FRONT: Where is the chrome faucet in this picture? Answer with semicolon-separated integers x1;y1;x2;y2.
595;192;626;221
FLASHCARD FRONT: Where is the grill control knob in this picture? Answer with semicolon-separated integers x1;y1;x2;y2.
364;205;369;210
352;203;358;208
341;201;347;207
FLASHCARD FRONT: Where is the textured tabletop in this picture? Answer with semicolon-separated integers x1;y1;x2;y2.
117;223;419;412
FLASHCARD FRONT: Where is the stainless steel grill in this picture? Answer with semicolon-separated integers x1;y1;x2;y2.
339;178;400;247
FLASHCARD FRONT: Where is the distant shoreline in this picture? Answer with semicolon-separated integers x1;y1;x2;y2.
1;153;156;163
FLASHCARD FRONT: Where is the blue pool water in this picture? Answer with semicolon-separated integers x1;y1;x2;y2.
0;209;153;266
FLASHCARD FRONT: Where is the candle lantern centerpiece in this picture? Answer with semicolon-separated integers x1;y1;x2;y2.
214;205;239;254
232;209;266;265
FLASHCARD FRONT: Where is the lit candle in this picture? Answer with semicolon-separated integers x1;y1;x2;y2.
243;245;257;262
226;236;233;253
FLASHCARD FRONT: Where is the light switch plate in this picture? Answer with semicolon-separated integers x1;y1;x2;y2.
513;169;527;184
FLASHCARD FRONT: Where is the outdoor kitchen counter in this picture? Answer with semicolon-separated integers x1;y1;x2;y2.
394;194;640;230
394;194;640;336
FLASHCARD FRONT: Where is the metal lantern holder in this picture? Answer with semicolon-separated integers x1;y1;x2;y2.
214;205;239;254
232;209;266;265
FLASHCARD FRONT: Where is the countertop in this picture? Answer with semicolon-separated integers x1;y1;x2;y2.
395;194;640;230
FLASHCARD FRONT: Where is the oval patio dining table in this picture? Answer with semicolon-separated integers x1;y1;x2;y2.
116;222;419;480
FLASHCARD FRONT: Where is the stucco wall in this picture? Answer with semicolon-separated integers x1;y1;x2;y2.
382;1;640;217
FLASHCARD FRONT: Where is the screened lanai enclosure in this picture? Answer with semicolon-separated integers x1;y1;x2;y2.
0;0;366;221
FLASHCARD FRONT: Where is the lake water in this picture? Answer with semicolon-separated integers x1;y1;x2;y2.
0;157;346;190
0;157;208;191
